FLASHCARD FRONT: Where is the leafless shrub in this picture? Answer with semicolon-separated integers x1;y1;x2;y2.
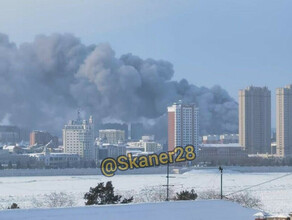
199;190;221;200
199;190;262;209
227;192;262;209
135;186;175;203
115;190;135;201
32;192;76;208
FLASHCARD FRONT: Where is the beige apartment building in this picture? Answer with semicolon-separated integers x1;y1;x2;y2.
276;85;292;157
63;116;95;161
239;86;271;154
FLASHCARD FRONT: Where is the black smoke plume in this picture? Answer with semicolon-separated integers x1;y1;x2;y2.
0;33;238;141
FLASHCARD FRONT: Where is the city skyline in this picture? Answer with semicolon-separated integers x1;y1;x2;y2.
0;83;289;137
0;1;292;217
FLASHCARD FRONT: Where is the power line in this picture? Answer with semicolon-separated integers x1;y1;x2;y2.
225;172;292;197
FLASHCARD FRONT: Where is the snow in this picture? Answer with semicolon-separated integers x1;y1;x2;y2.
0;168;291;214
0;200;258;220
254;211;271;217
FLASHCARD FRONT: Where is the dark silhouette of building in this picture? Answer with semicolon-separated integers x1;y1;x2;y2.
0;125;20;144
30;131;58;147
130;123;144;141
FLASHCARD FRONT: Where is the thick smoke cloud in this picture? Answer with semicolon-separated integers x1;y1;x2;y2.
0;33;238;141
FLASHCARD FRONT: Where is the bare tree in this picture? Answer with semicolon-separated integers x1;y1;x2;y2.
199;190;262;209
32;192;76;208
135;186;175;203
199;190;221;200
227;192;262;209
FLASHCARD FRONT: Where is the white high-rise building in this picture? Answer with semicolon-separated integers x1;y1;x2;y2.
63;114;95;161
168;101;199;152
276;85;292;157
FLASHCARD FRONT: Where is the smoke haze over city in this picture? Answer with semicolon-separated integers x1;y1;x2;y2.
0;33;237;140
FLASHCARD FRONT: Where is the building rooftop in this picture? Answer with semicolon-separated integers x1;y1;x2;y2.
201;143;242;148
99;129;124;132
0;125;19;132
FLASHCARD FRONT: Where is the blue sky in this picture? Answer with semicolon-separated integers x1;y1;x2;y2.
0;0;291;126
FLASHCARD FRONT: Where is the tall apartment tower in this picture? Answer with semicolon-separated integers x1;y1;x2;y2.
63;114;95;161
239;86;271;154
168;101;199;152
276;85;292;157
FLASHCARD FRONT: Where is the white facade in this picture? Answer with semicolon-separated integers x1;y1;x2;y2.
276;85;292;157
202;135;220;144
29;152;80;167
141;135;155;142
99;129;125;144
168;102;199;152
127;139;162;153
63;116;95;161
143;141;162;153
219;134;239;144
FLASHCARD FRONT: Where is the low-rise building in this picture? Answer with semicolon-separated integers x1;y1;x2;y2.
28;148;80;167
99;129;125;144
202;134;239;144
2;145;25;154
198;143;248;162
254;212;291;220
0;148;32;166
126;144;144;154
219;134;239;144
127;137;162;154
202;135;220;144
98;144;127;160
141;135;155;142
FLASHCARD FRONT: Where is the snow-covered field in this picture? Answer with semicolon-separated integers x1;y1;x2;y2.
0;168;291;214
0;200;258;220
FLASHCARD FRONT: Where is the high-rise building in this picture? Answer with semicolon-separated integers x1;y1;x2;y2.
99;129;125;144
130;123;144;140
276;85;292;157
0;125;20;144
30;131;58;147
239;86;271;154
63;115;95;161
167;101;199;152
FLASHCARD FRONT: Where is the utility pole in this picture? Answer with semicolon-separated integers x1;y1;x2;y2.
163;162;174;201
219;166;223;199
166;162;170;201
